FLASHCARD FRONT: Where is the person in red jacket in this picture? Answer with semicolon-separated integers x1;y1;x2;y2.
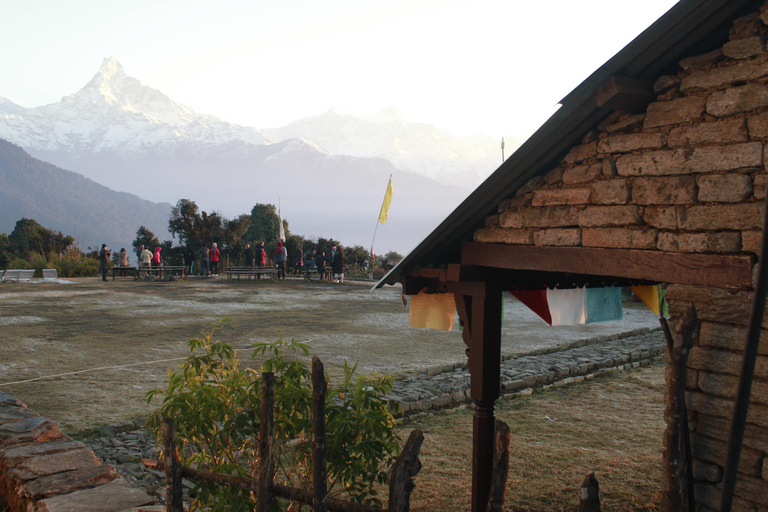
257;242;267;279
151;247;162;268
210;242;221;276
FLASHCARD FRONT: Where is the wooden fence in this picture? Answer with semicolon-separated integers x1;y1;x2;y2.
145;356;511;512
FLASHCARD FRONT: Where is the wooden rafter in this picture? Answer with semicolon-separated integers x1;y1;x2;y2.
595;75;654;113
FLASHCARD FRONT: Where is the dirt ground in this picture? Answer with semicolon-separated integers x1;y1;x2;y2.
0;276;659;434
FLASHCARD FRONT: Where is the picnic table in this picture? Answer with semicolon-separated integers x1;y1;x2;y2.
225;266;278;280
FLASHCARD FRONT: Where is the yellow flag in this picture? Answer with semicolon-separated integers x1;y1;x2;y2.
630;285;660;316
378;178;393;224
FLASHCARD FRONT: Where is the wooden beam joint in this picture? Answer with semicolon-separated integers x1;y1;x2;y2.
595;75;654;113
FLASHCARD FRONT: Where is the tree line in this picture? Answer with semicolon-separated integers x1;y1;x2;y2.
0;218;98;276
1;199;403;277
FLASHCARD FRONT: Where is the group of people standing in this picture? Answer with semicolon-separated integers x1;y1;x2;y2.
135;245;165;275
297;243;346;283
100;244;165;281
106;240;346;282
190;243;222;277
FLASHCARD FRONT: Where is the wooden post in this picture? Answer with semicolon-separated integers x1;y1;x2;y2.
449;281;503;512
258;372;275;512
485;420;510;512
579;473;601;512
312;357;328;512
162;417;184;512
388;429;424;512
661;307;697;512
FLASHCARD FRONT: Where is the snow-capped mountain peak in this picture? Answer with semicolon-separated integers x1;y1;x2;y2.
72;56;198;125
366;106;407;125
0;96;28;116
0;57;268;153
87;56;127;86
262;106;512;187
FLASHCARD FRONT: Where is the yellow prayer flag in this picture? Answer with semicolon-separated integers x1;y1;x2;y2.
630;285;660;316
409;290;456;331
378;178;393;225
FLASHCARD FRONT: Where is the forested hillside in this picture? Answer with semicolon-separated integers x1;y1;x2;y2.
0;139;171;250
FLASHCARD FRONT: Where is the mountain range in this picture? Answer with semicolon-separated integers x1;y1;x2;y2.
0;58;516;253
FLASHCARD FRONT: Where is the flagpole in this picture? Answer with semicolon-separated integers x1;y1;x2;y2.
370;218;380;265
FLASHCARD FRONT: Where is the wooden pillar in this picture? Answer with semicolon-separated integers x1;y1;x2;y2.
661;307;697;512
312;357;328;512
162;417;184;512
450;281;503;512
258;372;275;512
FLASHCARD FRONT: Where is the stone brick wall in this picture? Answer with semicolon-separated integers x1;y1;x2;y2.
474;3;768;510
0;391;154;512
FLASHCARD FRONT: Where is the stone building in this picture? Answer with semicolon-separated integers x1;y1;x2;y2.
378;0;768;510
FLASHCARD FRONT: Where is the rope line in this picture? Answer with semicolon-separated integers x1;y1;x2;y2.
0;345;263;388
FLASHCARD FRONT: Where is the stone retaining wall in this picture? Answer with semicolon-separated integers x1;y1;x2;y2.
473;2;768;509
0;391;157;512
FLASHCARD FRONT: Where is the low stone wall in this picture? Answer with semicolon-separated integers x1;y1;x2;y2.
390;327;666;415
0;391;157;512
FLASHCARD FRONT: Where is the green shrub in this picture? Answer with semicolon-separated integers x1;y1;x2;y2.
146;320;401;511
50;251;99;277
2;249;99;277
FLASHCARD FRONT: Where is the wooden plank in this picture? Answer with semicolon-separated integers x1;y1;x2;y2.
312;357;328;512
486;420;510;512
258;373;275;512
461;242;754;290
162;418;184;512
388;429;424;512
417;268;445;280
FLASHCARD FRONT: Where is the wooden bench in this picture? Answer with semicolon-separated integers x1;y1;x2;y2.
225;266;278;280
303;268;331;282
132;266;187;281
112;266;137;280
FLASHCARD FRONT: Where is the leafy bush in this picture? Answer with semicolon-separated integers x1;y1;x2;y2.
3;250;99;277
146;320;401;511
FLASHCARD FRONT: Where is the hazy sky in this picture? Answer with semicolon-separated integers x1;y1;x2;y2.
2;0;678;137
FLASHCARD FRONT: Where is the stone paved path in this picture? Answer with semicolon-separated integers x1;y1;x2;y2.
83;327;666;505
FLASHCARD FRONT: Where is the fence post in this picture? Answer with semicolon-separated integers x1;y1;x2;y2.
162;417;184;512
485;420;510;512
579;473;601;512
388;429;424;512
258;372;275;512
312;357;328;512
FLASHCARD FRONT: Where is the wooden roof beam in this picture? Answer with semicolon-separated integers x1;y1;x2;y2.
461;242;755;290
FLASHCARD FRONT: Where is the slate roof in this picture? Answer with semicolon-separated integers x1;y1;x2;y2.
377;0;762;288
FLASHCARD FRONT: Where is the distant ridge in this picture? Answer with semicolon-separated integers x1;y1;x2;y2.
0;139;171;251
